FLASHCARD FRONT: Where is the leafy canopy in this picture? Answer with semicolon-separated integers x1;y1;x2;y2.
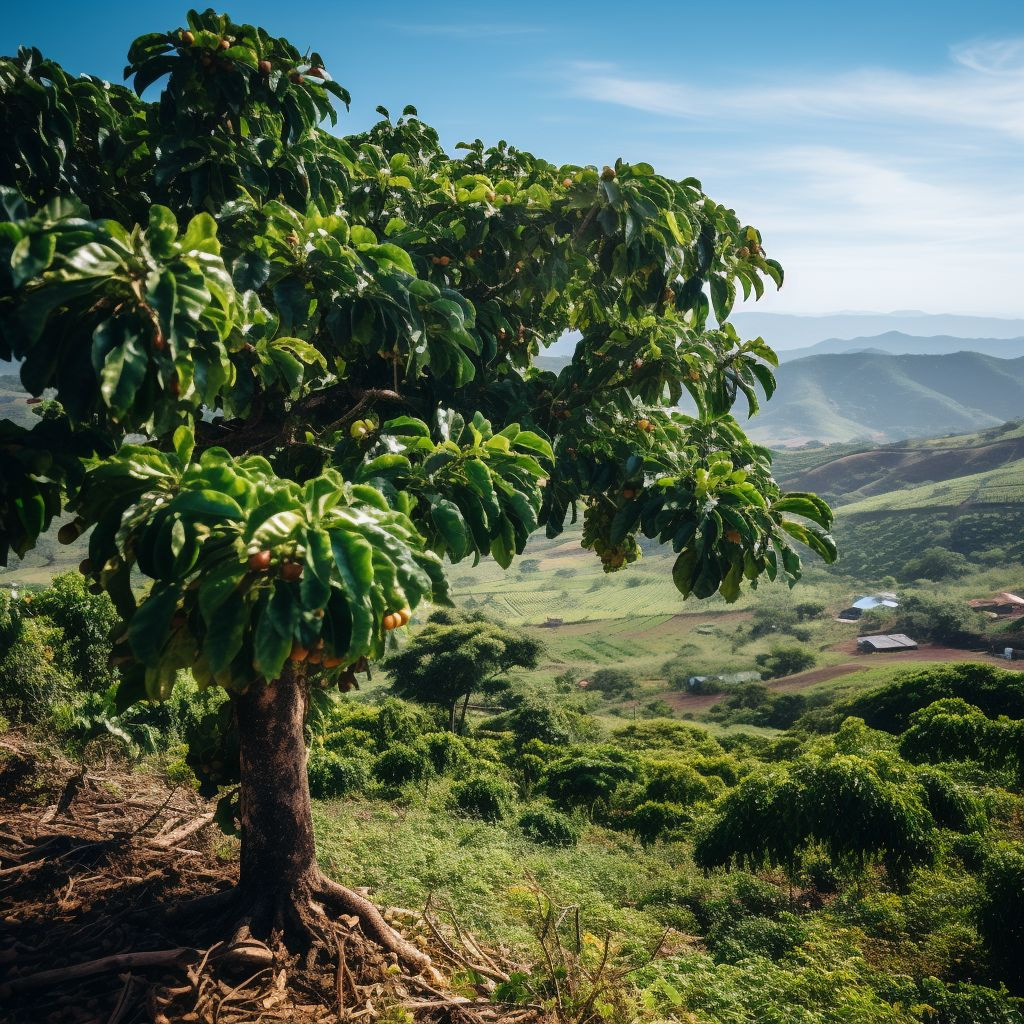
0;9;834;704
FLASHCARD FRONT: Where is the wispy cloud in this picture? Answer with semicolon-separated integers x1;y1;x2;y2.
566;38;1024;141
557;39;1024;315
390;22;542;39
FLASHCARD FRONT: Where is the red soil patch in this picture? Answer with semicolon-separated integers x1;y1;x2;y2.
660;644;1024;716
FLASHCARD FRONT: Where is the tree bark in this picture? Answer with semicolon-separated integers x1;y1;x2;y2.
226;670;432;972
235;671;320;930
457;692;472;733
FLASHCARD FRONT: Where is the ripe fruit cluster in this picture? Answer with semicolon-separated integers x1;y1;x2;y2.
246;548;303;581
383;608;411;631
635;418;656;433
431;255;451;267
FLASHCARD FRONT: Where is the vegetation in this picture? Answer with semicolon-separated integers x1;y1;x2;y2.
0;7;837;964
386;609;542;730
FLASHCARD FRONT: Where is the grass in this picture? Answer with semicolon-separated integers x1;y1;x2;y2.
312;781;683;953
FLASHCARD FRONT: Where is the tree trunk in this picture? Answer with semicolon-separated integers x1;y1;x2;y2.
448;702;457;733
222;670;431;971
234;672;320;934
457;692;472;733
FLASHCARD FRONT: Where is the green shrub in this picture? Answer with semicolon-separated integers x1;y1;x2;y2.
518;806;581;847
978;842;1024;990
755;643;816;680
371;743;431;789
709;912;809;964
644;759;724;805
451;774;514;822
625;800;687;845
308;748;370;799
0;617;77;724
587;668;637;699
424;732;471;775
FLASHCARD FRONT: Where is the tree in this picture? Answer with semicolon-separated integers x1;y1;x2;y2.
0;11;834;960
900;545;969;582
587;666;638;699
386;610;542;731
695;751;938;885
755;643;816;679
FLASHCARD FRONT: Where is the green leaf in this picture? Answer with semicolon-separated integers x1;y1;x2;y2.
233;250;271;291
204;590;249;674
128;583;180;666
147;206;179;257
773;493;833;528
430;498;470;560
11;232;56;288
254;585;298;679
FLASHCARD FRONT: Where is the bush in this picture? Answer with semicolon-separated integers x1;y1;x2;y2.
644;759;723;805
900;546;970;582
587;668;638;700
308;748;369;799
424;732;471;775
0;617;77;725
978;842;1024;990
451;774;515;822
372;744;431;789
625;800;687;845
755;643;816;680
709;912;809;964
29;573;118;693
518;806;581;847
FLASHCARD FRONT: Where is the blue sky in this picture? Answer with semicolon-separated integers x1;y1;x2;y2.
5;1;1024;317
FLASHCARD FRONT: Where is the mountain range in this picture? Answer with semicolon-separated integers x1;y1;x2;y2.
746;350;1024;446
776;331;1024;362
728;311;1024;350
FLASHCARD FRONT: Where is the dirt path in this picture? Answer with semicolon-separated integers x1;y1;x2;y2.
661;644;1024;715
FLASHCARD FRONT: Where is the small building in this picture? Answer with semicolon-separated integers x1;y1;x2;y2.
857;633;918;653
852;594;899;611
967;593;1024;617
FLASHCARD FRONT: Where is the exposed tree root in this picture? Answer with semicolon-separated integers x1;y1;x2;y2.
0;746;545;1023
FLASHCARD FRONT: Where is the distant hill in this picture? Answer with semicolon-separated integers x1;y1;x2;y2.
730;311;1024;351
777;331;1024;363
773;421;1024;506
746;350;1024;446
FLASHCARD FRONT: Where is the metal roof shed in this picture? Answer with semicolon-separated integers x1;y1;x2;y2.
857;634;918;652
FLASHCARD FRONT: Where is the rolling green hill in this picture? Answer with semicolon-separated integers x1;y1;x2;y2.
748;350;1024;446
773;420;1024;505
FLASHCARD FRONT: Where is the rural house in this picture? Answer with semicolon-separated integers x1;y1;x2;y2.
857;634;919;653
838;592;899;622
966;593;1024;617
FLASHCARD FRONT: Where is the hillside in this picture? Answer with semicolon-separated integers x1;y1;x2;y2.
774;421;1024;505
777;331;1024;362
747;350;1024;445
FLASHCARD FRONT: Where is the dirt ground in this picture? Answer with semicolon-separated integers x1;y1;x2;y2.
0;735;543;1024
662;644;1024;715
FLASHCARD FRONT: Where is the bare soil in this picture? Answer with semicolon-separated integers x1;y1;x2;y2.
0;735;543;1024
661;644;1024;715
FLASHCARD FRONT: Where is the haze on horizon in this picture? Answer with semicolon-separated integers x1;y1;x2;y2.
4;0;1022;320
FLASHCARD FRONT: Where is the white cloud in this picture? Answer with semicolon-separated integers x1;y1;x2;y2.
559;41;1024;316
567;41;1024;141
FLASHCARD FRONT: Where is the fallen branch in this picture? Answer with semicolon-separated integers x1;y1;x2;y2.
147;813;214;851
0;947;198;997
